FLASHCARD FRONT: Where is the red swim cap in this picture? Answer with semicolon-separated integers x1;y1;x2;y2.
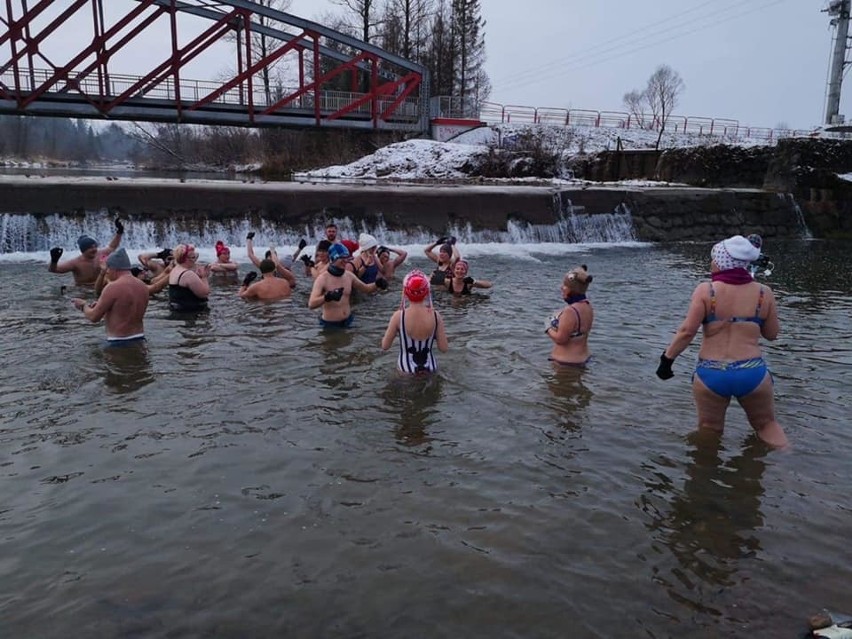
404;271;430;302
215;240;229;256
341;239;359;254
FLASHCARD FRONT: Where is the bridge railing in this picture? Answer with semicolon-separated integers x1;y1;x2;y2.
475;100;820;144
1;67;422;123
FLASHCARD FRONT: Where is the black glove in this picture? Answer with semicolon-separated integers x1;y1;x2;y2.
242;271;258;287
463;276;474;285
300;254;315;267
435;236;448;245
375;277;388;290
156;248;173;261
246;231;255;241
656;352;675;380
114;218;124;235
298;238;307;251
449;236;457;245
49;247;63;263
324;288;344;302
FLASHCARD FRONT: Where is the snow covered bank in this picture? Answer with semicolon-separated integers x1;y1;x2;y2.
295;122;796;183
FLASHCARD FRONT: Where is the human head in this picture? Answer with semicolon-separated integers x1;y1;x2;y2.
105;248;132;272
77;234;98;257
438;243;453;263
325;223;338;242
563;264;592;295
710;235;761;271
341;239;359;255
453;259;469;277
259;258;276;274
327;242;350;263
403;270;431;304
315;240;331;263
174;243;198;265
215;240;230;262
377;246;391;264
358;233;378;254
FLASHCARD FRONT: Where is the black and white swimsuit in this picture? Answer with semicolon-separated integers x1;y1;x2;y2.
397;309;438;373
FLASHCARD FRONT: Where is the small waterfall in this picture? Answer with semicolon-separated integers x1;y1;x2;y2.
0;204;640;254
777;193;813;239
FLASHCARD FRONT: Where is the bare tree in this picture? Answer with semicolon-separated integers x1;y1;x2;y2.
332;0;381;43
623;64;685;149
622;89;649;130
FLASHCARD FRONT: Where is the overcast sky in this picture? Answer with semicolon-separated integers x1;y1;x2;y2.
284;0;838;130
22;0;842;130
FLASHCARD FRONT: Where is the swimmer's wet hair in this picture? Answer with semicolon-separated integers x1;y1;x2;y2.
259;258;275;274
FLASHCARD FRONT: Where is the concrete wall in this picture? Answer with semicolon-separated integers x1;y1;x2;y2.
0;177;811;242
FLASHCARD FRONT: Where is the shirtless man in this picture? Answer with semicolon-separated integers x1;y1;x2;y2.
239;259;292;302
246;232;299;287
71;248;149;344
49;218;124;285
308;243;387;328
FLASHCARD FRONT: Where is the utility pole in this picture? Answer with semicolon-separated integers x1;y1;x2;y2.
825;0;851;125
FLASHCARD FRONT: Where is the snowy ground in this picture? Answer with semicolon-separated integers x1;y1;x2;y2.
294;122;824;185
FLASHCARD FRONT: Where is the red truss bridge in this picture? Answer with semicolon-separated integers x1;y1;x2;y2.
0;0;430;133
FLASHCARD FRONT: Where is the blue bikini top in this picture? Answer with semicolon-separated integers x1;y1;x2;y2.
702;283;765;327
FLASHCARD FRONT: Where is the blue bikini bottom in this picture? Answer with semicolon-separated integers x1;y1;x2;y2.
693;357;770;399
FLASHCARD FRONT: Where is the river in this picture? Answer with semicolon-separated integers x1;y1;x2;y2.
0;216;849;637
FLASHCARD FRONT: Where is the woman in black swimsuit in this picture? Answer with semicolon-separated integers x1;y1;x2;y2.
168;244;210;312
424;237;460;286
445;259;492;295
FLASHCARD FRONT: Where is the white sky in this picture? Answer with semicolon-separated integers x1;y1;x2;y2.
17;0;843;130
287;0;840;130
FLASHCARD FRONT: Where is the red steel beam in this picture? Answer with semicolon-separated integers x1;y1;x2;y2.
104;8;238;111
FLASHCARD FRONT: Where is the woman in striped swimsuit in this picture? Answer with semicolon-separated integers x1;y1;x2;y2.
381;270;449;374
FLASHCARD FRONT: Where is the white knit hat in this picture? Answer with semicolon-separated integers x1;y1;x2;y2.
358;233;378;251
711;235;761;270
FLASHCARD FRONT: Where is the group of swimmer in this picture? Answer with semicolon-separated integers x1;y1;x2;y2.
49;221;492;369
49;220;788;448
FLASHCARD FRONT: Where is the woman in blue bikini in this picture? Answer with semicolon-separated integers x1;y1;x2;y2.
656;235;788;448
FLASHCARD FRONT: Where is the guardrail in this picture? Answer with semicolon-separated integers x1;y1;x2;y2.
1;67;422;124
476;100;819;143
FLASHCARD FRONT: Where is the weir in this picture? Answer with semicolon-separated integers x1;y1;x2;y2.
0;205;639;254
0;177;813;254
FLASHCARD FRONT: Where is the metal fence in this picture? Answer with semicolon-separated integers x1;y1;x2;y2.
477;100;821;143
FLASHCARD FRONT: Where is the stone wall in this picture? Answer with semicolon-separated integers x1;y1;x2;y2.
574;138;852;237
553;187;806;241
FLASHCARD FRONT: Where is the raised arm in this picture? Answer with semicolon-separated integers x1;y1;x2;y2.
246;233;261;267
390;247;408;267
424;236;447;263
269;249;297;287
48;248;74;274
105;217;124;253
